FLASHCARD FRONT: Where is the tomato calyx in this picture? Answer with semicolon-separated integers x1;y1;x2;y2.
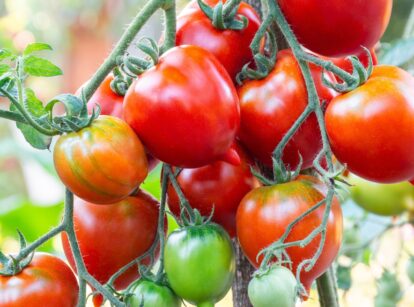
0;231;34;276
197;0;248;31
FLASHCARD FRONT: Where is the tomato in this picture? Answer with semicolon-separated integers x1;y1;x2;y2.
61;191;160;296
128;280;181;307
78;76;159;171
238;49;337;170
236;175;343;293
0;253;78;307
176;0;261;81
77;74;124;119
348;175;414;216
54;115;148;204
278;0;392;57
164;223;235;307
248;265;297;307
406;257;414;283
124;45;240;168
325;66;414;184
167;144;259;237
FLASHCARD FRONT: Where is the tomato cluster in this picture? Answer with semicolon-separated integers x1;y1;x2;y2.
4;0;414;306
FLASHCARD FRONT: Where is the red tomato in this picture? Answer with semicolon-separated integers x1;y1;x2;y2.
54;116;148;204
278;0;392;57
238;49;337;170
61;191;160;295
176;0;261;81
325;65;414;183
79;74;124;119
0;253;79;307
77;75;159;171
167;144;259;237
124;45;240;168
236;175;343;294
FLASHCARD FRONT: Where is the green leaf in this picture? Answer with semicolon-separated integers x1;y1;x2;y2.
23;55;62;77
9;89;52;150
0;49;13;61
0;64;9;76
362;248;372;265
45;93;85;118
379;38;414;66
23;43;52;55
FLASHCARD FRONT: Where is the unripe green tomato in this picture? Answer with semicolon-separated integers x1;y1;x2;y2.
164;223;235;307
248;266;297;307
128;280;181;307
407;257;414;283
349;175;414;216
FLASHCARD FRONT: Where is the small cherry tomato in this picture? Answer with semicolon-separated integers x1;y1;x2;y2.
167;144;259;236
248;266;297;307
326;66;414;183
164;223;235;306
124;45;240;168
128;280;181;307
54;115;148;204
0;253;79;307
176;0;262;81
238;49;337;170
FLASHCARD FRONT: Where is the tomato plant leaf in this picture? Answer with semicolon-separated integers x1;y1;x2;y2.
379;38;414;66
23;43;53;55
0;49;13;61
23;55;62;77
0;64;10;76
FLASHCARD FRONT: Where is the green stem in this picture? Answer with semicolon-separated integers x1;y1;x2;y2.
222;0;242;15
0;109;27;124
160;0;177;54
0;88;58;136
165;165;197;223
63;189;124;307
316;267;339;307
155;164;169;280
13;224;65;262
403;3;414;38
82;0;167;101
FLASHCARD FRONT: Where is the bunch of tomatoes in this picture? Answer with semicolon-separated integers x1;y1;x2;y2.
2;0;414;306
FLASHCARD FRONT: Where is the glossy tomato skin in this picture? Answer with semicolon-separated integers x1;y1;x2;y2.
128;280;181;307
326;66;414;183
78;75;159;171
61;191;160;292
54;115;148;204
164;223;235;306
238;49;337;170
176;0;261;81
248;265;297;307
124;45;240;168
0;253;79;307
278;0;392;57
348;175;414;216
236;176;343;293
167;144;259;237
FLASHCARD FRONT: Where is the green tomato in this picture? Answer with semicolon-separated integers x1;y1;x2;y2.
128;280;181;307
248;266;297;307
349;174;414;216
164;223;235;307
406;257;414;283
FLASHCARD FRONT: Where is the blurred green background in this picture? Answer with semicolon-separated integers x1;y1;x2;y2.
1;0;414;306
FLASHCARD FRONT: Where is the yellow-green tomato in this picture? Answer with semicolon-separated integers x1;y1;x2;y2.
349;175;414;216
128;280;181;307
164;223;235;307
248;266;297;307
